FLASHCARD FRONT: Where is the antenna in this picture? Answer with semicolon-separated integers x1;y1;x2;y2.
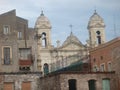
94;6;97;14
113;15;117;37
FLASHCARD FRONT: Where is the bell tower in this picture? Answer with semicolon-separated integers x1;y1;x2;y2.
35;11;52;48
87;10;106;48
35;11;52;72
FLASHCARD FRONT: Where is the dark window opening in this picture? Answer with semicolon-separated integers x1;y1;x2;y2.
88;80;96;90
97;36;101;44
96;31;101;44
96;31;100;35
19;66;30;71
93;58;96;62
68;79;77;90
100;56;103;60
4;47;10;65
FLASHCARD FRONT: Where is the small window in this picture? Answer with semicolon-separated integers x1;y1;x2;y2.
100;56;103;60
93;66;98;72
3;47;10;65
2;46;12;65
93;58;96;62
96;31;101;35
68;79;77;90
18;32;22;39
101;64;105;72
108;62;112;72
19;48;31;60
88;80;96;90
3;25;10;35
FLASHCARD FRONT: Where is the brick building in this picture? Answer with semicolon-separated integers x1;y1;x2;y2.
90;37;120;72
89;37;120;89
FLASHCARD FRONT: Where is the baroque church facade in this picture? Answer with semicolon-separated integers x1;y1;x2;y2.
0;9;106;90
35;10;106;73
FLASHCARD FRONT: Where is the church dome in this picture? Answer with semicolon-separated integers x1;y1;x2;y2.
62;32;83;46
35;11;51;29
88;10;105;29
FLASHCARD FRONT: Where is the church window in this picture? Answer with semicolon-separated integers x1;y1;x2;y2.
3;25;10;35
96;31;101;44
42;32;47;47
18;31;22;39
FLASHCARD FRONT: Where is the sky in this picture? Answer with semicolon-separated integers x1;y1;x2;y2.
0;0;120;46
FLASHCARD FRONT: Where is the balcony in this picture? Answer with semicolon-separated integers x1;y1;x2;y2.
19;59;33;66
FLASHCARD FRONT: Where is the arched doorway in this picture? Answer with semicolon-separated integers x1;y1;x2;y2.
43;63;49;75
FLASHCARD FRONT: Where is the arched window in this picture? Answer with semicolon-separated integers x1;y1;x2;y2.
68;79;77;90
88;79;96;90
42;32;47;47
96;31;101;44
43;63;49;75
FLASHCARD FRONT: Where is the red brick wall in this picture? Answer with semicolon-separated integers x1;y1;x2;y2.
90;38;120;72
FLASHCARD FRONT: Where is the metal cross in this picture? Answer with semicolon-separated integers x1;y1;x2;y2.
69;24;73;32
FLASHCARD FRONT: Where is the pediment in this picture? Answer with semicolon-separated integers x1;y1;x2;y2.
60;42;85;50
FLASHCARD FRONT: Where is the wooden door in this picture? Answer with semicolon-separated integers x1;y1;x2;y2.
4;82;14;90
22;82;31;90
